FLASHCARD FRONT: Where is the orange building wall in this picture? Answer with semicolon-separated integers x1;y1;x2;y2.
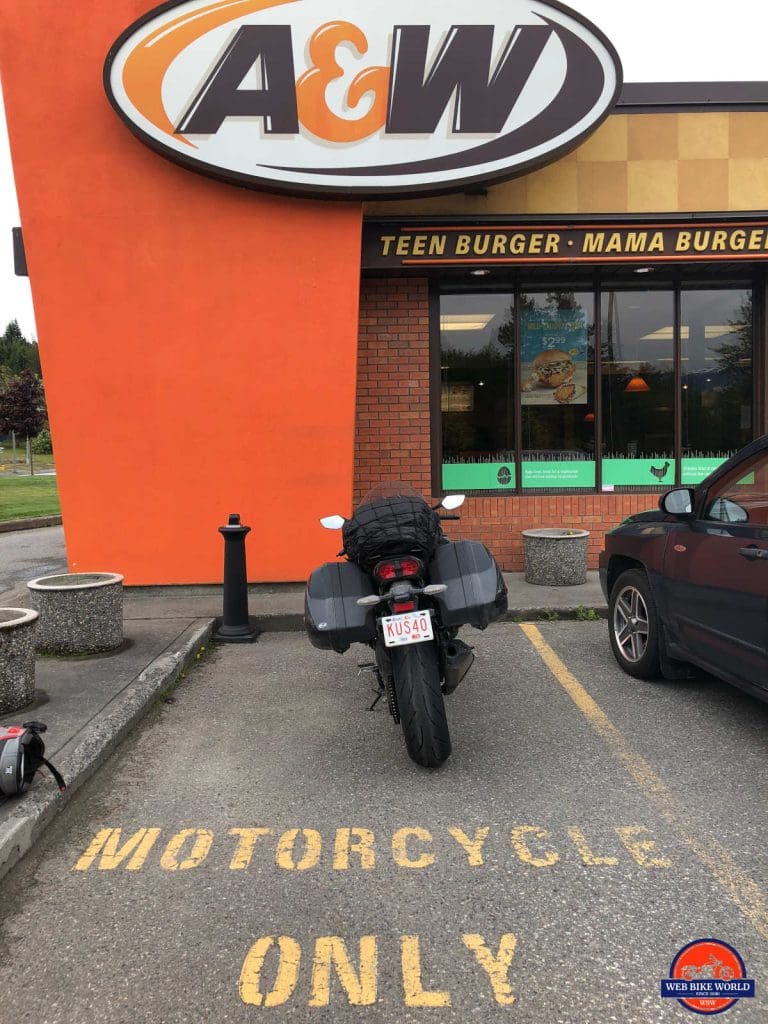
0;2;362;582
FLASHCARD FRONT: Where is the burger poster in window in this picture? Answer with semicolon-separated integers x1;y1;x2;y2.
520;308;588;405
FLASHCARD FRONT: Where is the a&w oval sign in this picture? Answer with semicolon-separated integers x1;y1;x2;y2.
104;0;623;198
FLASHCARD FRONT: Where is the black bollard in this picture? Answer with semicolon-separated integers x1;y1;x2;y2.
213;513;259;643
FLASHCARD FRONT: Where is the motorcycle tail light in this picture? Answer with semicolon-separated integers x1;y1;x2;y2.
399;558;423;578
374;557;424;581
392;601;415;613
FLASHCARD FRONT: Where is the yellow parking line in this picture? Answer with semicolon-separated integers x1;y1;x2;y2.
520;622;768;942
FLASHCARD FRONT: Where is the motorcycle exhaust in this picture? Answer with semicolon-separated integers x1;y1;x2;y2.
442;639;475;694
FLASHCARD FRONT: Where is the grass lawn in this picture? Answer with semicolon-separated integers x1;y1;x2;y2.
0;476;61;522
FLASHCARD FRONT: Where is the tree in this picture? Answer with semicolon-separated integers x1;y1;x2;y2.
713;293;753;389
0;369;45;437
0;320;41;376
0;370;46;475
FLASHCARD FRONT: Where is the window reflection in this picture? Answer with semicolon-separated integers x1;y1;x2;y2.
440;294;515;491
704;450;768;524
681;289;752;484
601;290;675;488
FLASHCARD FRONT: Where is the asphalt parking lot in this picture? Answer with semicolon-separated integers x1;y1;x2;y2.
1;621;766;1023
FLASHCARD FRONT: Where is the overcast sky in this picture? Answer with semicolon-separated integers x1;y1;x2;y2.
2;0;768;341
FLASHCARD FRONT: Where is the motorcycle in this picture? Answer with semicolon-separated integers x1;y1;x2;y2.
304;482;508;768
681;957;735;981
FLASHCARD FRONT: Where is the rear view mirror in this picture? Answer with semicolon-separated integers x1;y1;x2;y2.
320;515;346;530
660;488;694;517
441;494;466;511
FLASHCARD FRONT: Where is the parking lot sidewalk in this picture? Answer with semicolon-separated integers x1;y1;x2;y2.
0;572;606;881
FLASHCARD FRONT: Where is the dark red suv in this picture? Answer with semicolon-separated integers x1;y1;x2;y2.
600;434;768;699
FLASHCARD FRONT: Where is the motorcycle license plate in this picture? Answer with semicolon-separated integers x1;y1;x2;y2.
381;610;434;648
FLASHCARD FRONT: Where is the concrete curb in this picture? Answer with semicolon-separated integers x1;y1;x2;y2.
0;516;63;534
0;618;214;883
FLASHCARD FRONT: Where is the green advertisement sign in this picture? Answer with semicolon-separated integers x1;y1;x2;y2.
442;463;515;491
603;458;729;487
443;461;596;490
445;457;731;491
681;458;728;485
602;459;674;487
522;461;595;489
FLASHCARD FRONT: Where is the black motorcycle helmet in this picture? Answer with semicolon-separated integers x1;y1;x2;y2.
0;722;65;796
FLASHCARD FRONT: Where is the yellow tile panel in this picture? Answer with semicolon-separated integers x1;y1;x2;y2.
677;113;730;161
677;160;729;212
525;161;579;212
481;174;531;214
363;111;768;218
576;162;628;213
627;160;678;212
550;144;579;164
574;115;629;162
363;173;531;217
729;113;768;159
728;159;768;211
628;115;680;161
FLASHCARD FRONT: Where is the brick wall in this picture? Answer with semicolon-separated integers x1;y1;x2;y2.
354;277;663;571
355;278;433;499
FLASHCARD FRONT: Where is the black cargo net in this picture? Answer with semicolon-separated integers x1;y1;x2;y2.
342;495;442;570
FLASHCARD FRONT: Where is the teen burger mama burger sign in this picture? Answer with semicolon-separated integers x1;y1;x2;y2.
104;0;622;198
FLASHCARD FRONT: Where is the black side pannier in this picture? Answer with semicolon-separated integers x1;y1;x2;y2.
342;496;442;570
305;561;377;653
428;540;508;629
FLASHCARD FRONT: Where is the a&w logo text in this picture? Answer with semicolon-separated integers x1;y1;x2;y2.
104;0;622;198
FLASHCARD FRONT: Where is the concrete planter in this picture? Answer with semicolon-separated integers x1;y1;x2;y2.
0;608;39;713
522;528;590;586
27;572;124;655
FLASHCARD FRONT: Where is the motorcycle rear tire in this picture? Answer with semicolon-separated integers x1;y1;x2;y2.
389;641;452;769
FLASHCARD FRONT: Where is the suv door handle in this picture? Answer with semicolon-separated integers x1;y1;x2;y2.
739;545;768;560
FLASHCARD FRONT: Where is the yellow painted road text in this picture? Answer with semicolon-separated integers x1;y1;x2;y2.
238;933;518;1008
72;824;674;873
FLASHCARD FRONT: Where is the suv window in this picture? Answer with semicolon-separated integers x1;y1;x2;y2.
703;450;768;525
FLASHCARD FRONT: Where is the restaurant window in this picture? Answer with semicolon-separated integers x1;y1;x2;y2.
439;279;756;493
519;290;595;489
601;288;675;489
440;292;516;491
680;287;753;484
